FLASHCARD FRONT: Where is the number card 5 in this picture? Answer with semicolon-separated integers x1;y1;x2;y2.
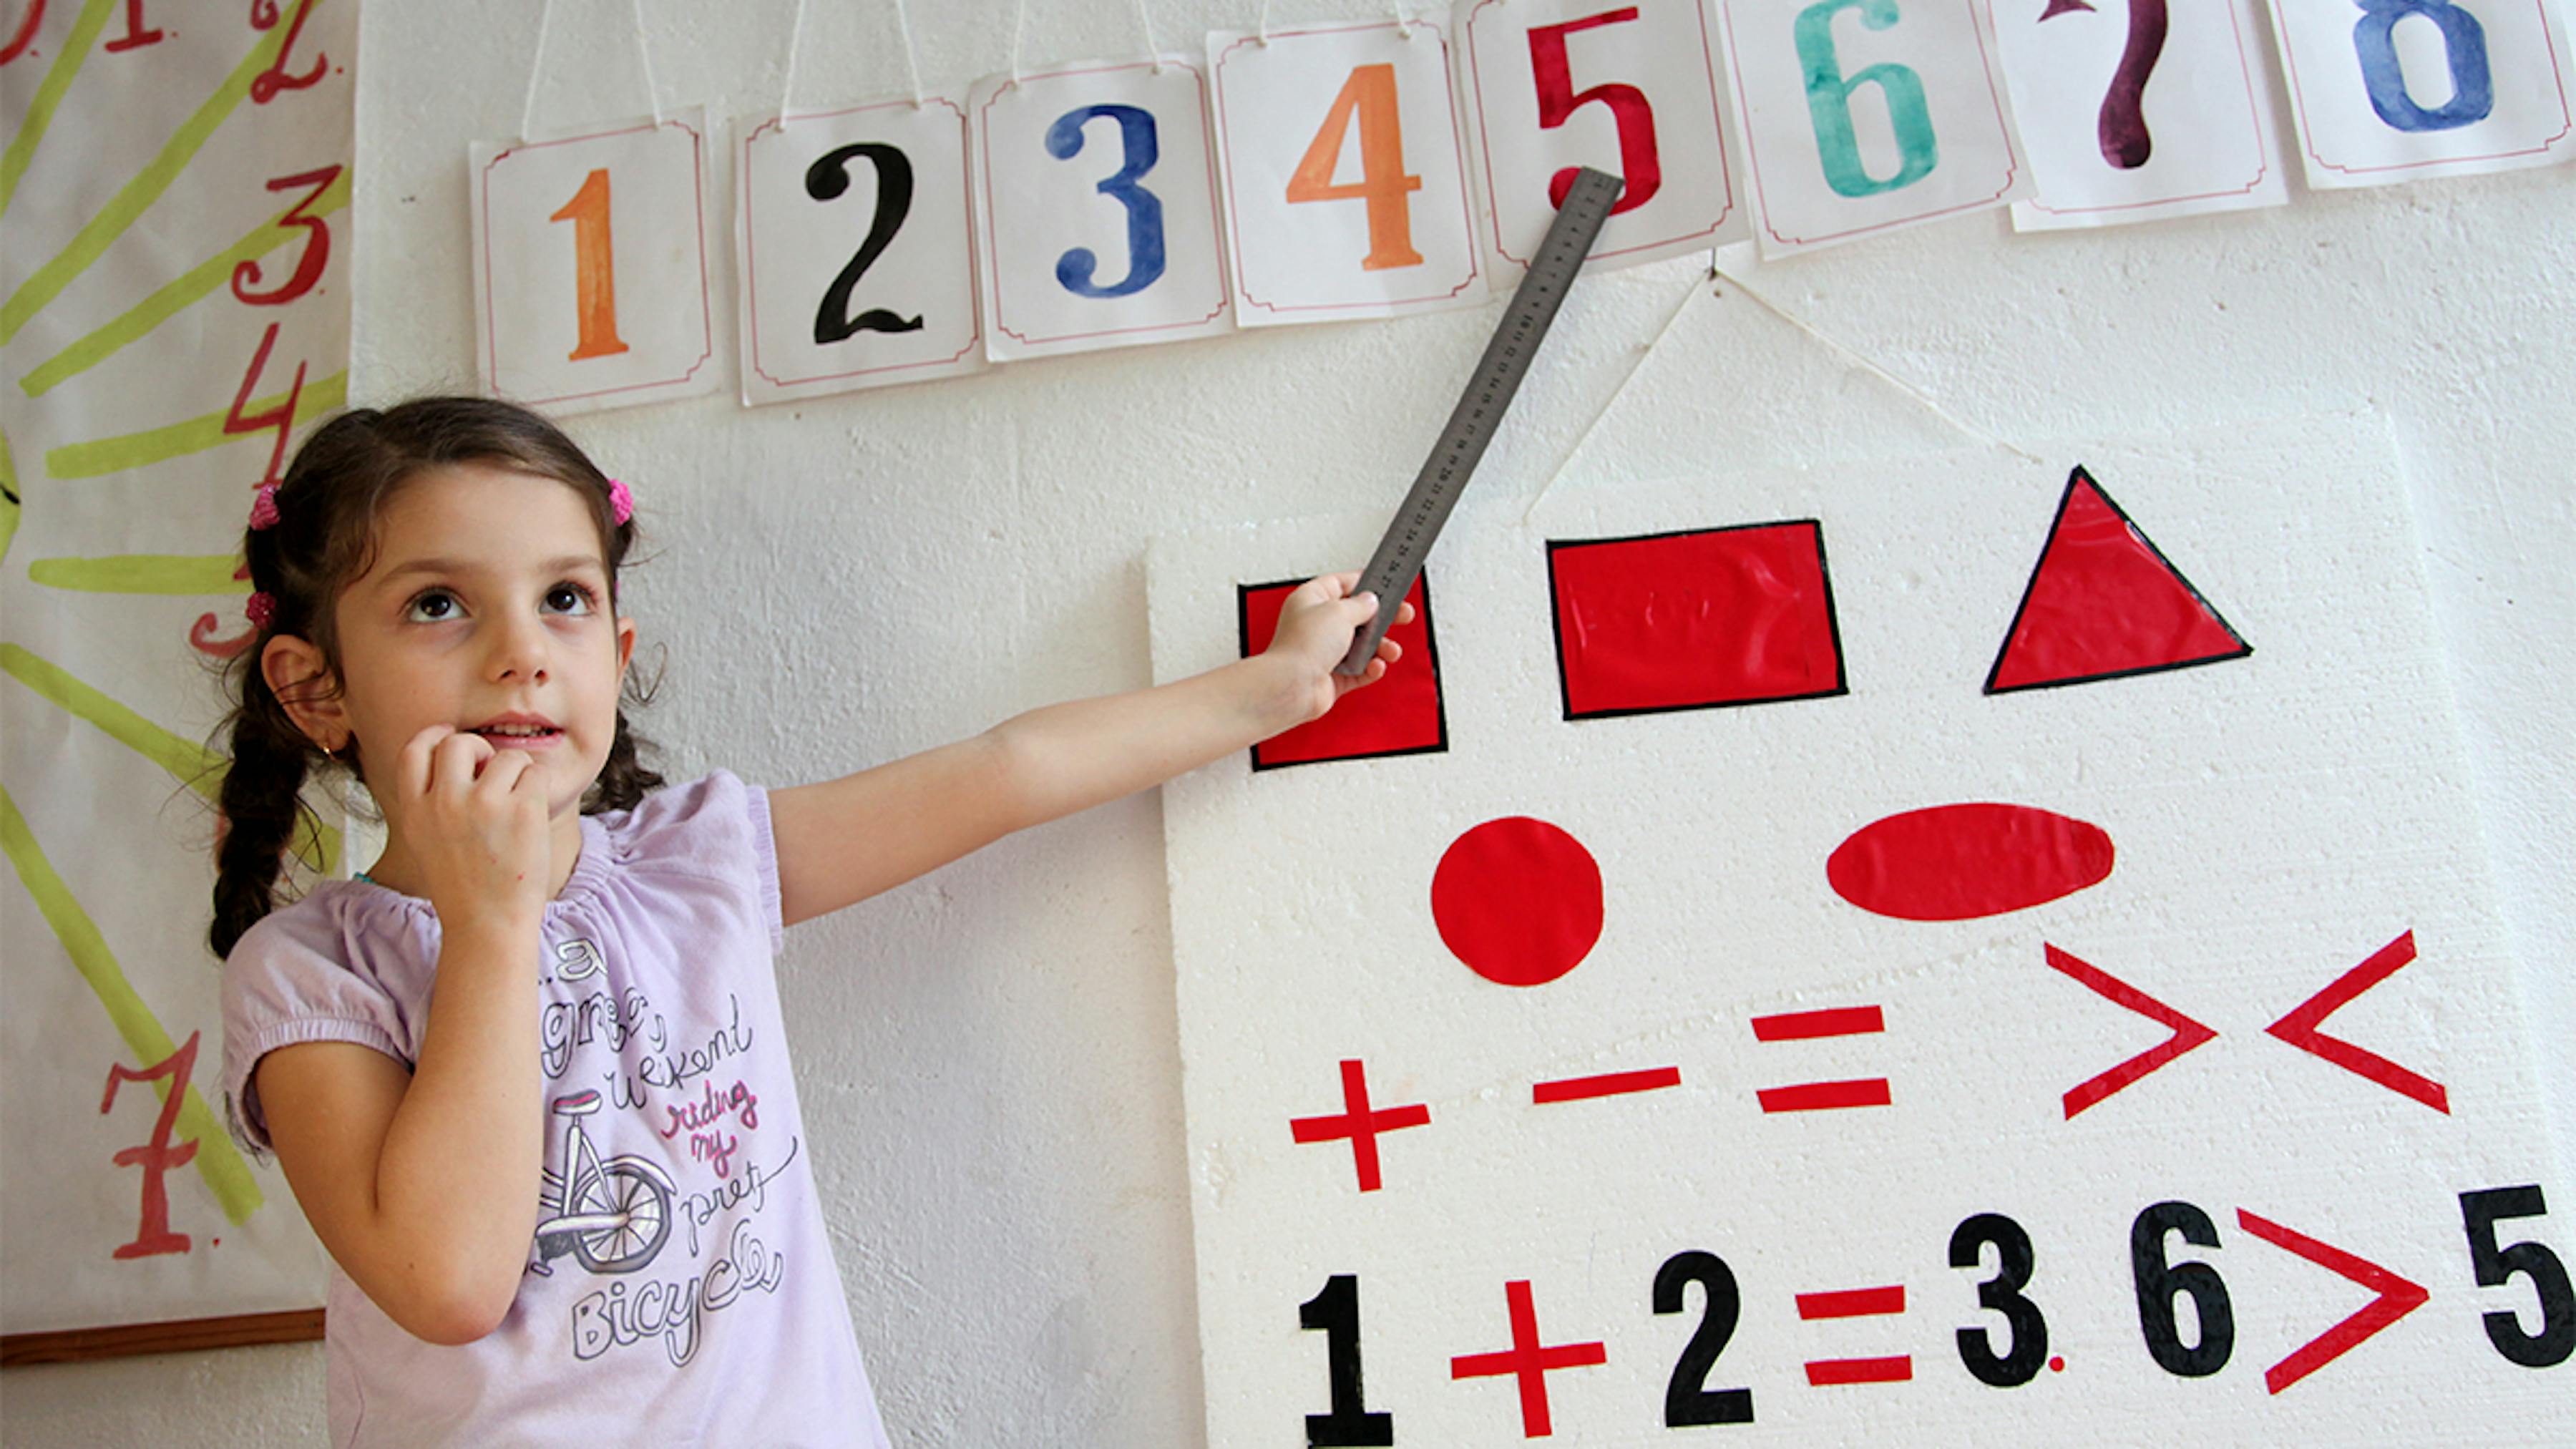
737;99;985;404
469;111;719;414
1209;19;1487;326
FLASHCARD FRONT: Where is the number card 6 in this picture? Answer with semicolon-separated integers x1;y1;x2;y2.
469;111;719;414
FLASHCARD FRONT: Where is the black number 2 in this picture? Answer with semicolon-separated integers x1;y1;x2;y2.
1654;1251;1755;1426
1299;1275;1393;1447
1951;1213;2049;1387
804;142;924;345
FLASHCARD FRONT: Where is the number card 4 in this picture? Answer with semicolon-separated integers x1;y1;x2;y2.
469;110;719;414
736;100;985;404
2264;0;2576;186
1209;19;1487;326
970;57;1234;361
1463;0;1752;275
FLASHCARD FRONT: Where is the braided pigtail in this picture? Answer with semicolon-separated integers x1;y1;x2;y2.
589;708;665;813
209;692;326;958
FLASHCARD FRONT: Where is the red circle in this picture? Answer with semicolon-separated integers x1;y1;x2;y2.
2048;1357;2065;1373
1430;817;1604;987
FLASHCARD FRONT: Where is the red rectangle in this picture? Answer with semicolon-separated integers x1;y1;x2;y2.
1532;1067;1683;1104
1757;1079;1891;1113
1750;1005;1885;1041
1241;575;1445;769
1548;522;1845;719
1795;1286;1905;1319
1804;1356;1913;1386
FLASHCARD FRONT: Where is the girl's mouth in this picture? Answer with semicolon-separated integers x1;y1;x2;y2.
471;722;563;747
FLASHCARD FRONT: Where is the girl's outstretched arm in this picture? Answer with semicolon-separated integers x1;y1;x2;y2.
770;572;1404;927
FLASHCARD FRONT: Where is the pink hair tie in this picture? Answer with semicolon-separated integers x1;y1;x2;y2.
245;591;278;629
248;484;281;530
607;478;635;525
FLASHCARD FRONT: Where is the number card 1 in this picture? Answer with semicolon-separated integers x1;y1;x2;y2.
736;100;985;404
1148;415;2570;1445
1463;0;1752;275
469;110;720;414
970;58;1234;361
2264;0;2576;186
1719;0;2033;254
1209;19;1486;326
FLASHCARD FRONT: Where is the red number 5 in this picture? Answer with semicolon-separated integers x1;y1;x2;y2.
1528;6;1660;213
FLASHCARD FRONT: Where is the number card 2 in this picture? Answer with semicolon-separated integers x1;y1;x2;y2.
1719;0;2033;254
469;110;719;414
1209;19;1485;326
2264;0;2576;186
737;99;985;404
2000;0;2289;229
970;58;1234;361
1463;0;1752;275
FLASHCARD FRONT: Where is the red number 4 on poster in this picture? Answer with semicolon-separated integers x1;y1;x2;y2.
470;110;719;415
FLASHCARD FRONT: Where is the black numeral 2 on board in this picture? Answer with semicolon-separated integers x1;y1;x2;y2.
1655;1251;1756;1426
804;142;924;344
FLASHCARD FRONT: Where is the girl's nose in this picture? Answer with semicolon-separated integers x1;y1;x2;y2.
487;610;552;683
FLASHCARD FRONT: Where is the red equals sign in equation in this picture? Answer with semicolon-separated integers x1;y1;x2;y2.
1750;1005;1891;1113
1797;1284;1912;1385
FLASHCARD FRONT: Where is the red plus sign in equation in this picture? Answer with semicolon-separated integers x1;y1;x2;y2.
1289;1059;1430;1193
1450;1279;1607;1438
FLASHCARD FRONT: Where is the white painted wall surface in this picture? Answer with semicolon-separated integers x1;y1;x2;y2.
5;0;2567;1443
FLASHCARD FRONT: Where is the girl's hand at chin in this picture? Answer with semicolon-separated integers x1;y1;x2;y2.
384;723;554;925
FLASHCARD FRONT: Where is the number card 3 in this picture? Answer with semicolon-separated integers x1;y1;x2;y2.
1719;0;2034;254
737;100;985;404
2000;0;2290;230
970;58;1234;361
2264;0;2576;186
1209;19;1486;326
1463;0;1752;275
469;110;719;414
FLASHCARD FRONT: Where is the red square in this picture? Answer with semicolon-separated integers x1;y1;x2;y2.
1239;575;1445;770
1548;522;1845;718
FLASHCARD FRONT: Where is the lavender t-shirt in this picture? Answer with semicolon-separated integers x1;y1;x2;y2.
223;773;887;1448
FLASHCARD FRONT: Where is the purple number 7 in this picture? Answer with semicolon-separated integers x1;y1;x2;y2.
2041;0;2168;170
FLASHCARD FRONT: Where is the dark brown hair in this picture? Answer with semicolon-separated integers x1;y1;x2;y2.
209;396;661;958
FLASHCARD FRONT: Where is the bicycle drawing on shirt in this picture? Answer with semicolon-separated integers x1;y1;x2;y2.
529;1088;676;1276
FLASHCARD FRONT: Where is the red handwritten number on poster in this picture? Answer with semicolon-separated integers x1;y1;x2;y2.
225;321;309;488
551;167;633;361
1286;64;1426;271
102;0;161;53
1;2;44;65
1528;7;1661;212
249;0;326;104
233;165;341;306
99;1033;202;1259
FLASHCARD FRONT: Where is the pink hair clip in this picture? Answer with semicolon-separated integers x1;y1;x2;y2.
248;484;281;530
245;591;278;629
607;478;635;526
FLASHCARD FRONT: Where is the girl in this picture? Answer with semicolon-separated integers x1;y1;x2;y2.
214;396;1404;1445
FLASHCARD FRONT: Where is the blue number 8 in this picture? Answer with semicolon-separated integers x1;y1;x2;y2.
1045;104;1169;298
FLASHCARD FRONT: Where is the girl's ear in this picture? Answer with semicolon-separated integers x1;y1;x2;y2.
259;634;349;753
615;615;636;678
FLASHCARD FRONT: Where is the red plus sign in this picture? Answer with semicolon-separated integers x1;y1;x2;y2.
1450;1279;1608;1438
1288;1058;1430;1192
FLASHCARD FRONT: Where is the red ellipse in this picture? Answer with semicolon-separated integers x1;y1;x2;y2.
1431;817;1604;987
1828;803;2114;922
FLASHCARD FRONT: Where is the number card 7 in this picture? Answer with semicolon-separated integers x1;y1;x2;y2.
469;110;719;414
1209;19;1487;326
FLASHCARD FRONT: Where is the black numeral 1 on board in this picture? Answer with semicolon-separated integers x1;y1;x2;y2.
1299;1274;1394;1447
2132;1201;2234;1377
1654;1251;1755;1426
1951;1213;2049;1387
2460;1185;2576;1368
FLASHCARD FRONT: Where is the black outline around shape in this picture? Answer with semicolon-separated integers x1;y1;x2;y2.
1546;519;1850;722
1236;572;1449;772
1984;466;2253;696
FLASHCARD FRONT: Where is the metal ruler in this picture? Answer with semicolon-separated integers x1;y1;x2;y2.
1335;166;1623;676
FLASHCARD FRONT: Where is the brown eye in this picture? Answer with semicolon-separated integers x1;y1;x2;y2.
404;590;460;623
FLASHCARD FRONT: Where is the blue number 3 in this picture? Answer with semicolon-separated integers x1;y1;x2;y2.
1045;104;1169;298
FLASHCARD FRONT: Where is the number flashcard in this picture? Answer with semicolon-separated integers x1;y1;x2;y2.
970;58;1234;361
1718;0;2033;254
2264;0;2576;186
1147;415;2570;1445
736;100;985;404
1209;19;1487;327
1462;0;1752;275
1999;0;2289;230
469;110;720;414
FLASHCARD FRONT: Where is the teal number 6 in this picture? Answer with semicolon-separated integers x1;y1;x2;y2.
1795;0;1941;197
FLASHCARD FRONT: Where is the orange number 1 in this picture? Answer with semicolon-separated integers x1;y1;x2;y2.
1286;63;1424;272
548;167;631;361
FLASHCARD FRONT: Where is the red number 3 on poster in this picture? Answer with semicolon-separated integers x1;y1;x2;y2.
470;110;719;414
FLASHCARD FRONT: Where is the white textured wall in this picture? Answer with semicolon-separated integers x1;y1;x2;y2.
6;1;2567;1443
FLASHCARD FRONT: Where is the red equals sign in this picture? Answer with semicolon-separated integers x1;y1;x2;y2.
1797;1284;1911;1385
1750;1005;1890;1113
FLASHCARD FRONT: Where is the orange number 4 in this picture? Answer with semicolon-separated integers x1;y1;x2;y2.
549;167;631;361
1286;63;1424;272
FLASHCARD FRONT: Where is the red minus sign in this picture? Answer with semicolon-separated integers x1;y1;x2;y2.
1751;1006;1885;1041
1757;1079;1892;1113
1805;1356;1913;1386
1533;1067;1682;1104
1796;1285;1905;1319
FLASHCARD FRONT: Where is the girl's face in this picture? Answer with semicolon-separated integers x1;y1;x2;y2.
284;462;635;830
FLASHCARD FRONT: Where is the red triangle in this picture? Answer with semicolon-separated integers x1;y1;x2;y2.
1987;468;2250;694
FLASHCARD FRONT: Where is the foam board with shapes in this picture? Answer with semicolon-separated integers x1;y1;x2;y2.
1148;414;2570;1445
2263;0;2576;187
